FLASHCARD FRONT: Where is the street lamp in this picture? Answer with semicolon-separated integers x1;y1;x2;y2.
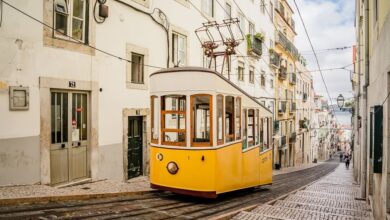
337;94;345;108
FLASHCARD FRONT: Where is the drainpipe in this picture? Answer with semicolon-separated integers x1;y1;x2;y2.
361;0;369;200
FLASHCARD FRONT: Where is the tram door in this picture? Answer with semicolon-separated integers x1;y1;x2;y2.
50;92;89;185
128;116;143;179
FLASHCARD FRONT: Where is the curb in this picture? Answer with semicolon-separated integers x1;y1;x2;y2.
0;189;158;206
210;164;339;220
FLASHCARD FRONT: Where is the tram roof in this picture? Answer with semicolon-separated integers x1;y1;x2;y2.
151;67;272;114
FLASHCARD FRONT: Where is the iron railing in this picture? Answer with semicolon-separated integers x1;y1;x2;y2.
289;132;297;143
276;31;300;59
279;66;287;80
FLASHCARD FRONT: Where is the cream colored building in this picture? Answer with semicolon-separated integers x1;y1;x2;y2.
353;1;390;219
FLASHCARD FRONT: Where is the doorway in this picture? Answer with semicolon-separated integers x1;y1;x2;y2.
50;91;89;185
128;116;143;179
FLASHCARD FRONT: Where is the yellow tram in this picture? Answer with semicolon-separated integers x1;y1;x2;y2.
149;67;273;198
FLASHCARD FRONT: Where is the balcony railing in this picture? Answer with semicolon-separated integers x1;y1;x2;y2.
278;101;287;114
289;72;297;85
303;93;308;102
299;119;308;129
289;132;297;143
279;66;287;80
276;31;300;59
269;50;281;67
246;34;263;56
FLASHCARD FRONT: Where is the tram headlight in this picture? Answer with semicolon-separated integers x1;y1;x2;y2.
166;162;179;175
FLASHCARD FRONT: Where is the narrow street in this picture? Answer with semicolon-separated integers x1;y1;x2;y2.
0;161;339;220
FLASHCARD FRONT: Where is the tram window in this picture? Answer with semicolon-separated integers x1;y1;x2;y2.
217;95;224;145
161;95;186;146
151;96;159;143
263;118;268;150
225;96;235;142
255;110;259;146
235;97;242;140
259;118;264;151
191;94;213;146
242;109;247;150
247;109;255;147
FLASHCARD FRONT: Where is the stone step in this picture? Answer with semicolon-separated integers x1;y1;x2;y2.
250;204;370;220
273;200;371;218
294;190;358;201
304;185;360;196
283;194;369;210
231;211;279;220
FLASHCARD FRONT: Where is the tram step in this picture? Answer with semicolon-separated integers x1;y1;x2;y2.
273;200;372;218
294;190;360;201
251;204;370;220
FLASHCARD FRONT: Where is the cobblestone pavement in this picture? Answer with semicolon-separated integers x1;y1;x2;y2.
0;176;152;200
0;161;339;219
233;164;372;220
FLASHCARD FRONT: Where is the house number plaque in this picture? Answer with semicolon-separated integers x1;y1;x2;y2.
69;81;76;88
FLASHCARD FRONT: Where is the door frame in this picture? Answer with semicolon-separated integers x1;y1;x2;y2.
39;77;99;185
127;116;143;179
122;108;150;181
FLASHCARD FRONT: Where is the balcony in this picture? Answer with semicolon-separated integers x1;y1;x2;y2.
276;31;300;59
246;34;263;56
289;132;297;143
289;72;297;85
299;119;308;129
269;50;281;68
303;93;308;102
278;101;287;114
279;66;287;80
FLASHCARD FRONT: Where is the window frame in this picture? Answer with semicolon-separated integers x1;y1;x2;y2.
225;96;235;143
247;109;255;147
225;2;232;19
238;62;245;81
172;32;187;67
53;0;88;43
217;94;225;145
131;52;145;84
151;96;159;144
201;0;214;17
249;66;255;84
235;97;242;140
190;94;213;147
161;95;187;146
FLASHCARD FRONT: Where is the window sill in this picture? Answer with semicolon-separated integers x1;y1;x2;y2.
126;82;148;90
43;34;94;56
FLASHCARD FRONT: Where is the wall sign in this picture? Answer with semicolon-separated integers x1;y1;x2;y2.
69;81;76;88
9;86;29;111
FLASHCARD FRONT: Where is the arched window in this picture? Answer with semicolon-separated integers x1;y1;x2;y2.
191;94;213;146
161;95;186;146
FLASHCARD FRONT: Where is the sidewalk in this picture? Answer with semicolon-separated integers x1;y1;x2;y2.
233;164;373;220
0;176;154;205
273;161;324;176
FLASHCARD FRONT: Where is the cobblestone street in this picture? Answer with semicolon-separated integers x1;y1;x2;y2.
233;164;372;220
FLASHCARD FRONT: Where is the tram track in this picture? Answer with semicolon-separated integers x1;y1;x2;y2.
0;161;339;220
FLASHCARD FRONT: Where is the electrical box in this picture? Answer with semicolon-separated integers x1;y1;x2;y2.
9;86;29;111
371;105;383;173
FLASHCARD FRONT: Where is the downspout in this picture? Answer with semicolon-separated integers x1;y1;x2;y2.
112;0;170;68
361;0;369;200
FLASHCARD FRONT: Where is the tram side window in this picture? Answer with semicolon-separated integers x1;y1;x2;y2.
151;96;159;143
217;95;224;145
263;117;269;150
191;94;213;146
235;97;242;140
255;110;259;146
259;118;264;151
161;95;186;146
225;96;235;142
247;109;255;147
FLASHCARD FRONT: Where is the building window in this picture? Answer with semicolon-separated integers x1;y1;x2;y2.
151;96;159;144
225;96;235;142
54;0;87;42
249;22;255;36
249;66;255;83
202;0;214;17
217;95;224;145
236;97;242;140
191;94;213;146
374;0;378;22
225;2;232;19
238;13;246;32
260;0;265;13
270;79;274;88
172;32;187;66
238;62;244;81
131;53;144;84
261;74;266;87
161;95;186;146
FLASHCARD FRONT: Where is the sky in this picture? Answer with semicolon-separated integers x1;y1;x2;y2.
290;0;355;103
